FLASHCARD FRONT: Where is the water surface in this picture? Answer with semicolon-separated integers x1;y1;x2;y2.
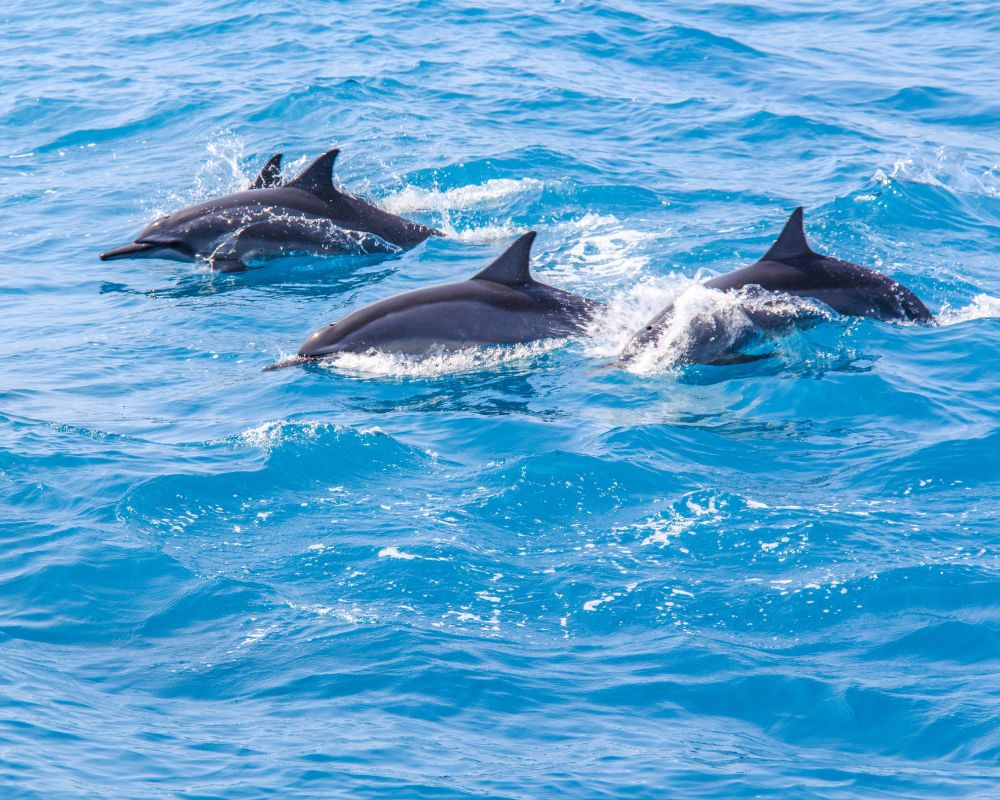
2;1;999;797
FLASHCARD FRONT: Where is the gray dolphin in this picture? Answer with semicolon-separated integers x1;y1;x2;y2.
248;152;284;189
267;231;600;369
620;207;934;364
101;148;443;271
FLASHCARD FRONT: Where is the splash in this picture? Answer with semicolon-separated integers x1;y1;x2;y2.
873;147;1000;198
936;294;1000;325
447;223;527;243
620;285;761;374
235;419;331;450
380;177;543;241
582;275;684;359
593;282;833;375
544;213;659;288
149;133;250;216
381;177;544;215
314;339;566;379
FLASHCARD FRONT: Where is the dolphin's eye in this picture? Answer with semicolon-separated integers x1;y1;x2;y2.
646;326;653;331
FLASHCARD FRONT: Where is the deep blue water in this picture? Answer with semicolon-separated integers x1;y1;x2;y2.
2;1;1000;797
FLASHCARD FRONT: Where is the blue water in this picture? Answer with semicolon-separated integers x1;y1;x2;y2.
2;2;1000;797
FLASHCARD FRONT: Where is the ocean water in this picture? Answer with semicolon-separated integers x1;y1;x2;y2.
2;1;1000;797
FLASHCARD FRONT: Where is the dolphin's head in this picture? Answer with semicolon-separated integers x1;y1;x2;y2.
100;214;200;263
888;282;936;324
262;316;367;371
262;318;369;371
618;300;676;364
294;296;394;361
619;322;659;363
297;320;353;359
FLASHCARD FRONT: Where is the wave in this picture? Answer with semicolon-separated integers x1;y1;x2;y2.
873;147;1000;200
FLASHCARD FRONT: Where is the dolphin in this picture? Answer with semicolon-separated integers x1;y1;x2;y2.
100;148;443;271
620;207;934;364
267;231;600;369
248;152;284;189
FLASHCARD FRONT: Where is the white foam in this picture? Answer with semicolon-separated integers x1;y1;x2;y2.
238;420;316;449
286;600;376;625
540;213;659;289
378;546;417;560
583;595;615;612
232;419;384;450
381;178;544;215
240;627;273;646
315;339;565;378
378;177;545;242
581;275;686;360
936;294;1000;325
447;223;525;243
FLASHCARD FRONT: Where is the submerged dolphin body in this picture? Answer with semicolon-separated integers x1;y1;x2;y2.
620;207;934;365
269;232;600;369
100;148;443;271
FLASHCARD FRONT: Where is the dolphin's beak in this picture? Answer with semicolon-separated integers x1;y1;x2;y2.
262;355;320;372
100;242;161;261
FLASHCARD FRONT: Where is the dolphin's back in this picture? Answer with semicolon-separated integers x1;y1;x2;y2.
294;232;601;360
705;206;933;323
619;207;935;365
707;255;933;323
137;187;331;240
305;280;592;356
324;192;442;249
111;148;443;269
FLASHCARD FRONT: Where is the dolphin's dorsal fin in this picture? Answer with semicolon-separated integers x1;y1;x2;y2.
762;207;813;262
472;231;538;286
249;153;283;189
287;148;341;199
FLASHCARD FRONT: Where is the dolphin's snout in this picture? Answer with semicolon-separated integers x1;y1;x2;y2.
100;241;160;261
262;355;320;372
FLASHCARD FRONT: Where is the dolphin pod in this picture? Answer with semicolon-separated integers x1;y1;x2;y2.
100;148;443;271
101;147;936;369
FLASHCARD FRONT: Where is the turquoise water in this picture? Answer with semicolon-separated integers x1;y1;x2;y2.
2;1;1000;797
